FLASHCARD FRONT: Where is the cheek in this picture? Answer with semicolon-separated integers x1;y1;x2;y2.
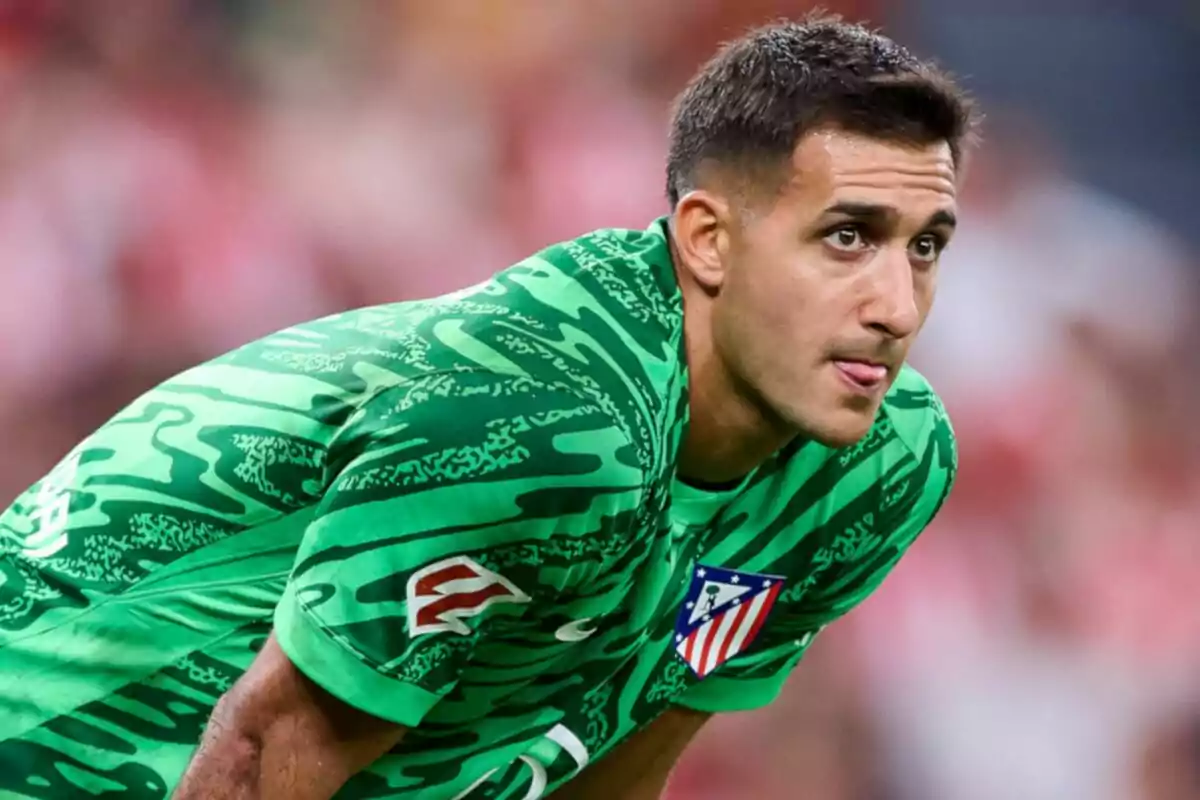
720;271;795;349
729;254;819;321
712;286;772;379
916;271;938;318
716;271;826;371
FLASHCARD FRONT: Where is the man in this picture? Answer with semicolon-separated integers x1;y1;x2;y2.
0;14;976;799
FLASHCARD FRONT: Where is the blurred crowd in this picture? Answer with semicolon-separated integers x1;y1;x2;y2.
2;2;1199;798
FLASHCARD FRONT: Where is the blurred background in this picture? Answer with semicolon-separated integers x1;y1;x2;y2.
1;1;1198;798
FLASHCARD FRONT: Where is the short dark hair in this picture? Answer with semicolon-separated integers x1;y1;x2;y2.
666;14;980;206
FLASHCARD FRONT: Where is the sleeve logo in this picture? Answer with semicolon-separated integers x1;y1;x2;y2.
406;555;531;636
673;564;784;678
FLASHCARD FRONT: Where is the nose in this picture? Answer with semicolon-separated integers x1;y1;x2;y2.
861;249;921;340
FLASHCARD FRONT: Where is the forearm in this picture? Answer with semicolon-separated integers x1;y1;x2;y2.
549;708;707;799
172;704;261;800
171;635;405;800
550;765;675;800
548;743;676;800
173;695;351;800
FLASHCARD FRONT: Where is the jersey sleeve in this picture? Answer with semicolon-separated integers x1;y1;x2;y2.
274;370;644;728
678;405;957;714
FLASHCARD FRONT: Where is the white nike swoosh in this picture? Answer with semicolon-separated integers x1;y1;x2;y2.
555;618;598;642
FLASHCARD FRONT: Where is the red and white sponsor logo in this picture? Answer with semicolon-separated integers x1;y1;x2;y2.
406;555;530;636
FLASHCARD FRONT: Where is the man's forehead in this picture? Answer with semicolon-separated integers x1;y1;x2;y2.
784;129;958;213
795;127;954;165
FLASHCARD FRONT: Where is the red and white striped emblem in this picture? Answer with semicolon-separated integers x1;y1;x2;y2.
673;565;784;678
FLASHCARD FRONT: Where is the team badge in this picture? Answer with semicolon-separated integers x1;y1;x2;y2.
673;564;784;678
407;556;530;636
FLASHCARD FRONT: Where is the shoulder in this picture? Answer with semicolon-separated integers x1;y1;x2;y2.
769;365;955;526
190;303;433;404
539;221;674;273
868;366;957;535
327;369;646;494
748;369;957;619
879;364;956;470
475;221;684;476
307;368;649;563
521;220;682;337
776;366;953;481
343;368;629;434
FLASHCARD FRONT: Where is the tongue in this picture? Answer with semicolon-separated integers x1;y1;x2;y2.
836;360;887;384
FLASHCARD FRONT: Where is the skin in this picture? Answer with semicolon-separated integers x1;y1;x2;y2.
173;634;706;800
548;707;711;799
674;128;958;483
175;127;959;799
172;636;405;800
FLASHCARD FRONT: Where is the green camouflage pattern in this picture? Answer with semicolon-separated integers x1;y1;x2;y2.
0;220;955;798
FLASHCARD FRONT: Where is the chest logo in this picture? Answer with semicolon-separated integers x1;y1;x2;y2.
673;564;783;678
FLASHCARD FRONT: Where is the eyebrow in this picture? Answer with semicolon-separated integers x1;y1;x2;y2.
824;202;958;230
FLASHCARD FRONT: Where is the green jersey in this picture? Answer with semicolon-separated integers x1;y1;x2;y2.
0;219;955;799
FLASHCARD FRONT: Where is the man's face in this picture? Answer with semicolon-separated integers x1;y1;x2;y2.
713;129;958;447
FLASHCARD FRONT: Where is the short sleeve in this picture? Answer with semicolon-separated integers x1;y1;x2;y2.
678;407;957;714
274;370;643;727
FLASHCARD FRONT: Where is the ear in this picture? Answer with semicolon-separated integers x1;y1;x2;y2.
670;191;732;292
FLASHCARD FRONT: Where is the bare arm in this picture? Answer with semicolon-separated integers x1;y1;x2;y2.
550;707;710;800
172;634;406;800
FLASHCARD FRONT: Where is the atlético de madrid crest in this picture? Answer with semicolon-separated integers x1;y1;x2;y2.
673;564;784;678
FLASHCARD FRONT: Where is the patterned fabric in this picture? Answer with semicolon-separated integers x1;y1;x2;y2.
0;219;955;798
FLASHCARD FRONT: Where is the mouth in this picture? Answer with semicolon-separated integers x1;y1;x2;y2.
831;358;890;395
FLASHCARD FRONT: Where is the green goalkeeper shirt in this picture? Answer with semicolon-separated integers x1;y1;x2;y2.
0;219;955;799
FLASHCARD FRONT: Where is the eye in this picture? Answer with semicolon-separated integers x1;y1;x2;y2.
823;226;868;252
910;233;946;264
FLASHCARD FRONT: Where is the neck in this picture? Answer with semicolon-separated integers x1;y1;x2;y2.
676;282;797;485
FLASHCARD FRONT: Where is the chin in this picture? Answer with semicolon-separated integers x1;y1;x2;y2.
788;407;879;449
806;424;873;449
